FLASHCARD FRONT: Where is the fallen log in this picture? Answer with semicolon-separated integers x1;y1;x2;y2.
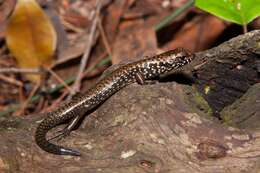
0;30;259;173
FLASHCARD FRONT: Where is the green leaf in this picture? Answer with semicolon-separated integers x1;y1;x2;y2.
195;0;260;25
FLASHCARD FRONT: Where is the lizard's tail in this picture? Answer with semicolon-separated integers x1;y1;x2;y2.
35;112;81;156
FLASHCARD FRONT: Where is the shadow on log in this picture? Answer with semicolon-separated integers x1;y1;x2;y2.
0;30;260;173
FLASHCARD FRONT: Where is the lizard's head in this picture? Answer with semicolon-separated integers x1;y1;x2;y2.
164;48;194;65
160;48;195;70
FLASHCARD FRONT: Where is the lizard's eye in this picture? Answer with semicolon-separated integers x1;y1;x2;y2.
168;59;174;64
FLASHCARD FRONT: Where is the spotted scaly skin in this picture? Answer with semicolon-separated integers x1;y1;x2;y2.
35;48;195;156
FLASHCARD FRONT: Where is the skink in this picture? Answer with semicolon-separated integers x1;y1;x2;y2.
35;48;195;156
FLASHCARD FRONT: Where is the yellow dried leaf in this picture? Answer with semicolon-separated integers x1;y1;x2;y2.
6;0;57;82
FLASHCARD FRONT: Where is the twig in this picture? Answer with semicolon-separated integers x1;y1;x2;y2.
44;66;73;93
18;85;24;105
15;81;40;116
0;56;111;117
52;51;82;68
82;52;108;77
0;67;42;74
154;0;194;31
71;0;102;95
51;42;85;68
0;66;72;92
60;17;85;33
0;74;23;87
243;24;247;33
97;16;112;57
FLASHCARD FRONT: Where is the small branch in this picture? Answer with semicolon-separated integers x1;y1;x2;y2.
154;0;194;31
243;24;248;33
44;66;73;93
98;16;112;57
15;81;40;116
0;74;23;87
0;66;72;92
60;18;85;33
0;56;111;117
52;52;82;67
71;0;102;95
0;67;42;74
82;53;109;77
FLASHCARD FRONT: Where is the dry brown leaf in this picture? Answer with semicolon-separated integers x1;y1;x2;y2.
112;21;158;64
6;0;57;82
163;15;228;52
112;28;158;64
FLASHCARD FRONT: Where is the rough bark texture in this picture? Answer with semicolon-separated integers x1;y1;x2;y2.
0;30;260;173
193;31;259;114
221;83;260;131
